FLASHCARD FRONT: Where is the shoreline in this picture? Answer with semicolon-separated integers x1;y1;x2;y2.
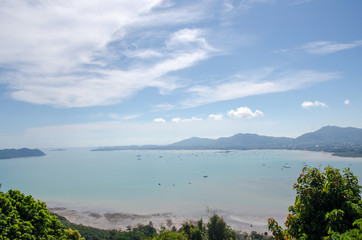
90;148;362;159
48;204;277;234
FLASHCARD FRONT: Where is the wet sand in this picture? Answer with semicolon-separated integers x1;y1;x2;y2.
49;204;276;234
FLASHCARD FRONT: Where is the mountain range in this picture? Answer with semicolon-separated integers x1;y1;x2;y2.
92;126;362;157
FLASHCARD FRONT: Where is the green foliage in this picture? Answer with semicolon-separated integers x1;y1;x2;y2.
267;218;284;240
268;167;362;240
206;214;246;240
58;213;156;240
178;214;271;240
249;231;273;240
152;228;187;240
179;220;206;240
323;218;362;239
207;214;229;240
65;228;85;240
59;212;271;240
0;189;83;239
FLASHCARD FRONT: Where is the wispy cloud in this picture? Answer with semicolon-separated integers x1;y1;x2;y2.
152;103;175;112
108;114;140;121
0;1;216;108
182;69;339;108
302;40;362;54
344;99;350;105
8;33;213;107
301;101;328;109
124;49;163;59
0;0;345;112
171;117;202;123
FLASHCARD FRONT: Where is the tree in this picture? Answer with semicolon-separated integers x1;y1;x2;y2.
65;228;85;240
152;227;187;240
0;189;84;240
268;167;362;239
207;214;237;240
179;219;206;240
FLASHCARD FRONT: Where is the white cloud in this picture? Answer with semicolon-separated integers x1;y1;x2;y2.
182;69;339;108
344;99;350;105
6;33;211;107
208;114;224;120
166;28;215;51
227;107;264;119
0;1;336;111
171;117;182;123
153;118;166;123
171;117;183;123
302;40;362;54
0;0;346;112
0;1;215;108
301;101;327;109
171;117;202;123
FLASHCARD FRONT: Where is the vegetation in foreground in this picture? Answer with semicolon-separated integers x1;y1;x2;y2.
268;167;362;239
1;166;361;239
0;189;271;239
0;189;83;239
58;213;272;240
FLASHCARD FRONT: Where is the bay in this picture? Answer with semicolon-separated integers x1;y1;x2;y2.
1;149;361;230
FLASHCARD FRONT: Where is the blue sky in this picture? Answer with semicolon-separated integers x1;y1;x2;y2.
0;0;361;148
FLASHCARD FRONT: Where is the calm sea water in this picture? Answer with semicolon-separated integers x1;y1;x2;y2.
1;149;362;220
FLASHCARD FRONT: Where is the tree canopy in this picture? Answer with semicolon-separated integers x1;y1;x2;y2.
0;189;84;240
268;167;362;240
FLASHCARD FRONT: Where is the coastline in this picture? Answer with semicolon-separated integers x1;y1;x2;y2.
48;203;276;234
5;149;354;234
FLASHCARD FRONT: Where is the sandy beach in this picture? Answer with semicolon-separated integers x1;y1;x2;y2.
49;203;276;234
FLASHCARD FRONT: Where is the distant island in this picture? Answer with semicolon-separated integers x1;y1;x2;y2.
92;126;362;157
0;148;46;159
51;148;67;151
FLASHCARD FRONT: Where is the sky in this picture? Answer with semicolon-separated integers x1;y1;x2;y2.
0;0;361;148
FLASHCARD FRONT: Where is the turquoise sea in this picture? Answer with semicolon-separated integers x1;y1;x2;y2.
1;149;362;226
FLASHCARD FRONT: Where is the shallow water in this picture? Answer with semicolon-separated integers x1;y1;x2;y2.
1;149;361;224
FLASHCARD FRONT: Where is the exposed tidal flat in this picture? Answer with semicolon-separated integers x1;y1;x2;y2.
1;149;362;233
